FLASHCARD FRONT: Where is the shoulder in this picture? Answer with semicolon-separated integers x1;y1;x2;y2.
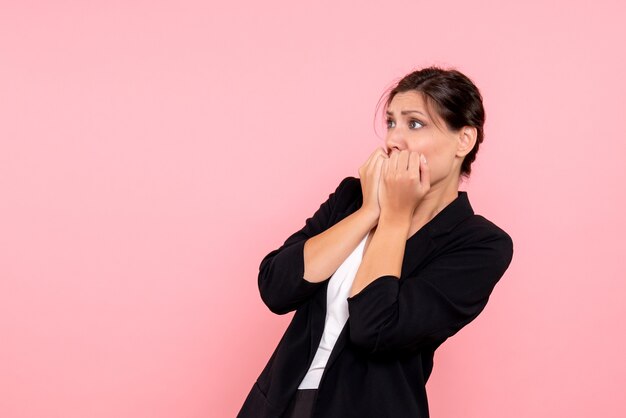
332;175;362;206
338;176;361;192
463;214;512;241
453;214;514;264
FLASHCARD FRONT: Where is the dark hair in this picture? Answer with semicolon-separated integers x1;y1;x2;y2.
377;66;485;180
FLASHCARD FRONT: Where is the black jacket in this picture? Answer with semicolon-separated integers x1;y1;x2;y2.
237;176;514;418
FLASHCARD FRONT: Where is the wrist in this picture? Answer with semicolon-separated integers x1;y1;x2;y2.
379;209;413;229
357;206;380;227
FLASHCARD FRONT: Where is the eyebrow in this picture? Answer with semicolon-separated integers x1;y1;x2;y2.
386;109;427;117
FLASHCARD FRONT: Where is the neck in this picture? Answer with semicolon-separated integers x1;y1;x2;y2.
409;175;460;234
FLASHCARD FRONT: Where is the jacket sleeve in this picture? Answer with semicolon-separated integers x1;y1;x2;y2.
346;230;514;356
258;176;354;315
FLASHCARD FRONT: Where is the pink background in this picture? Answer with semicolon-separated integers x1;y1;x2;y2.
1;1;624;417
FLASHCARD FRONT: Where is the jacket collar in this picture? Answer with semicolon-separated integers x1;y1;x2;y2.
419;190;474;238
337;188;474;277
401;190;474;277
313;190;475;377
340;179;474;237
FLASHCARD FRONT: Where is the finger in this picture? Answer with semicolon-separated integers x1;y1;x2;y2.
399;150;410;172
369;152;385;176
409;151;420;180
375;154;385;175
389;149;399;173
420;153;430;188
367;147;388;170
375;148;388;164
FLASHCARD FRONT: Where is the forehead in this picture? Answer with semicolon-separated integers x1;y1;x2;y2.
387;91;428;110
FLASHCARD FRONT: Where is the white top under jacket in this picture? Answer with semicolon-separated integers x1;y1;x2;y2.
297;232;370;389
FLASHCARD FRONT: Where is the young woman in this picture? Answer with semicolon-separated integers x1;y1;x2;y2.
237;66;514;418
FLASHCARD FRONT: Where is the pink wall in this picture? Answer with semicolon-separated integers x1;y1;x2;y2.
1;1;624;417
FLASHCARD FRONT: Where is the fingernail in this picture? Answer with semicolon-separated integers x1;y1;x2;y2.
420;154;427;163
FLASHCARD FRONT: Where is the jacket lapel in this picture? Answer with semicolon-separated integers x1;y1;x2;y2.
328;188;474;280
311;189;475;382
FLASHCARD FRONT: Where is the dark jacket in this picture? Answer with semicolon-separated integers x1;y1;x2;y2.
237;176;514;418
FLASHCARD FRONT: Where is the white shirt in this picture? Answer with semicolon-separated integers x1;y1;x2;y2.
297;232;370;389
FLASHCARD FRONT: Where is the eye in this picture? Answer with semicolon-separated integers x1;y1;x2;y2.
409;119;424;129
385;118;395;129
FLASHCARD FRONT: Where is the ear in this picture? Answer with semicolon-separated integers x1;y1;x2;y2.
456;126;477;158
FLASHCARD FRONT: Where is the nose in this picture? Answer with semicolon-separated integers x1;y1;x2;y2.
385;130;404;155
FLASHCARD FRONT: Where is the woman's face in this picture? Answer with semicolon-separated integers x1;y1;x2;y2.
384;90;466;186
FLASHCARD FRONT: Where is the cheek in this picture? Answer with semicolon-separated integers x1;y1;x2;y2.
407;134;449;170
423;135;456;161
418;143;438;165
419;144;451;178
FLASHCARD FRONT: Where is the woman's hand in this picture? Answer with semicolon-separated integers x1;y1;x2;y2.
379;150;431;219
358;146;388;218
